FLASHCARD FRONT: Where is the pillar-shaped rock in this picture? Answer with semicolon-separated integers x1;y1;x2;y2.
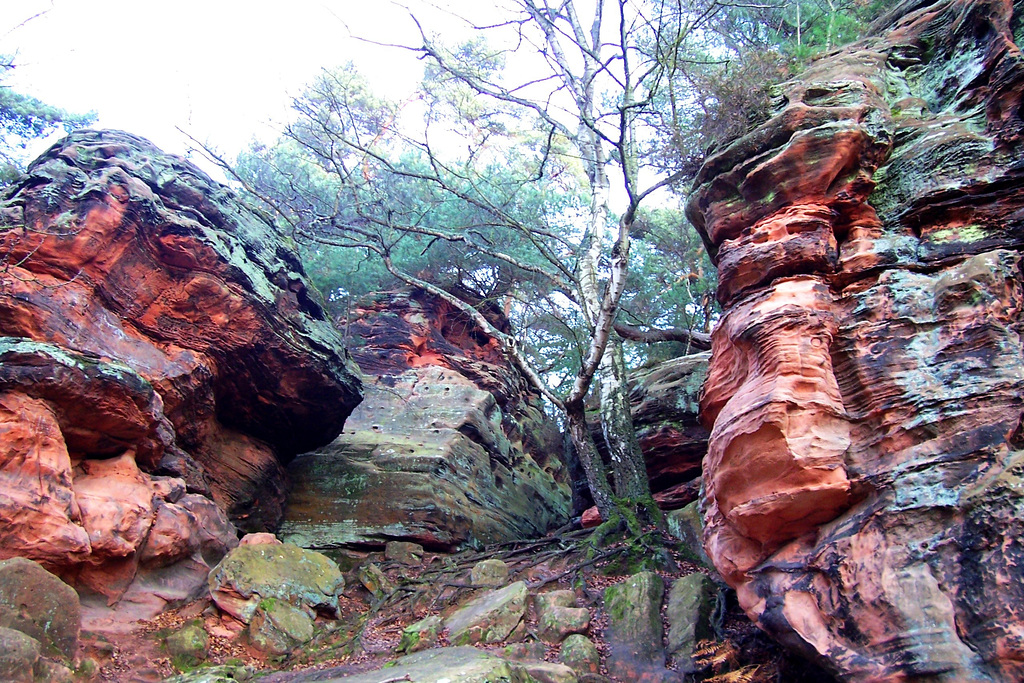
688;0;1024;679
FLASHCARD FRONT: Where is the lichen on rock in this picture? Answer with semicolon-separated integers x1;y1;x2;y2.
687;0;1024;679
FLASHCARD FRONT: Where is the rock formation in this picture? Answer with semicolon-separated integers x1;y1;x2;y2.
687;0;1024;679
0;130;361;616
629;352;710;493
279;289;571;550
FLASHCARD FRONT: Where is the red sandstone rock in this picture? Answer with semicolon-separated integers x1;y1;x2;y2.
687;0;1024;679
0;130;361;620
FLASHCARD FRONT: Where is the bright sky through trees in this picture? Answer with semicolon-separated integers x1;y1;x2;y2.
1;0;485;164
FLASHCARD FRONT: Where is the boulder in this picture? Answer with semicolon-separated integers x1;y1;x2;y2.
0;626;39;683
501;640;548;662
0;557;79;660
397;615;443;654
535;591;590;644
445;581;529;646
356;563;394;599
471;558;510;587
0;130;361;618
666;574;717;662
307;646;534;683
522;661;578;683
280;289;570;550
603;572;672;682
208;543;344;623
686;0;1024;679
559;634;601;675
248;599;315;655
666;501;713;569
165;620;209;666
163;664;256;683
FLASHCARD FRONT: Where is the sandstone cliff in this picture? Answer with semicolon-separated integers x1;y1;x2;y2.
0;130;362;615
279;289;572;550
687;0;1024;679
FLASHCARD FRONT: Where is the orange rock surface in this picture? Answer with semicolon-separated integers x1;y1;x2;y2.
0;131;361;619
688;0;1024;679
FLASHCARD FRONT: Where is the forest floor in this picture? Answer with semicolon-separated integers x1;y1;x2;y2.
79;528;833;683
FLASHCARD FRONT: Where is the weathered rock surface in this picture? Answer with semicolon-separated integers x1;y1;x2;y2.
304;646;535;683
0;557;80;661
0;626;40;683
0;130;361;616
535;590;591;644
445;581;529;646
208;543;345;623
629;353;710;491
687;0;1024;679
248;599;315;655
666;573;717;663
165;619;209;666
559;634;601;675
281;289;570;550
397;615;443;654
602;572;673;681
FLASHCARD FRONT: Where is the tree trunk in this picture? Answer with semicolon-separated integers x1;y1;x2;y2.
598;332;651;501
565;400;615;520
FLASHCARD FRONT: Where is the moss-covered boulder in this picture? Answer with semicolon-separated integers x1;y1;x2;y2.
163;664;256;683
535;591;590;644
208;543;344;623
521;661;578;683
445;581;528;646
165;619;209;668
0;557;79;660
0;626;39;683
665;501;713;569
248;598;315;655
666;573;717;663
471;559;510;587
397;615;443;654
603;572;671;681
559;634;601;675
317;646;534;683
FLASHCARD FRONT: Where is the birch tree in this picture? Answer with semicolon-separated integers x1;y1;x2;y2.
230;0;723;530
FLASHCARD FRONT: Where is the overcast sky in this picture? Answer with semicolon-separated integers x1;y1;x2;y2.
1;0;481;165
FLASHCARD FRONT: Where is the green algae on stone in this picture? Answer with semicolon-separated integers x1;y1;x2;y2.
318;646;534;683
208;543;344;623
445;581;529;646
248;599;314;655
165;619;210;669
559;634;601;674
397;615;443;654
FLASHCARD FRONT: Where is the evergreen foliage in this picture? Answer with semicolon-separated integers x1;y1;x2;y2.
0;56;95;184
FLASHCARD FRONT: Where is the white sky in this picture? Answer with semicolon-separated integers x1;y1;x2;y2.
1;0;484;165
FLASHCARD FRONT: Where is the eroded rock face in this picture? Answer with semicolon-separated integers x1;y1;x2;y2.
629;353;710;492
687;0;1024;680
280;289;571;550
0;130;361;614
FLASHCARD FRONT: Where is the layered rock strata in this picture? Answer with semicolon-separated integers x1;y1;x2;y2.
687;0;1024;679
280;290;571;550
0;130;361;613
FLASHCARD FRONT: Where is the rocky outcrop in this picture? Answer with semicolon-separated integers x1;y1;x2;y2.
629;353;710;492
687;0;1024;680
0;130;361;615
280;290;571;550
